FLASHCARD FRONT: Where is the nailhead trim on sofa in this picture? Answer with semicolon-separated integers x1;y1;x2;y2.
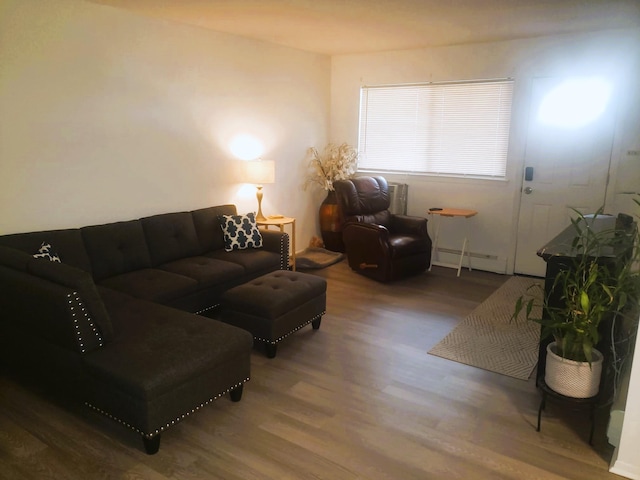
85;377;250;439
253;311;325;345
279;235;290;270
67;291;103;354
195;303;220;315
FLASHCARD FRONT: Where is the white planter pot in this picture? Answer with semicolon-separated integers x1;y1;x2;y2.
545;342;603;398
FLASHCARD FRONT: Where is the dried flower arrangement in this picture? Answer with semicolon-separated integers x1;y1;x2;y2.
304;143;358;191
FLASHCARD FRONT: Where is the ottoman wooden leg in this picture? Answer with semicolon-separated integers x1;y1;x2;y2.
143;434;161;455
265;342;278;359
312;317;322;330
229;384;244;402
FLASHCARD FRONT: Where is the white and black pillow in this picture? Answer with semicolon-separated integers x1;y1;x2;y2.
219;212;263;252
33;241;62;263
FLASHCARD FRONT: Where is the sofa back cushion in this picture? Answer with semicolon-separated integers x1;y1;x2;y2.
81;220;152;281
141;212;201;265
0;229;93;273
191;204;237;253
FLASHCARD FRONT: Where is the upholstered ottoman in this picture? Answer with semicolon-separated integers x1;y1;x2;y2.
219;270;326;358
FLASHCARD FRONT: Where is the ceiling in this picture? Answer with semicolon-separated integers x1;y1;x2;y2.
88;0;640;55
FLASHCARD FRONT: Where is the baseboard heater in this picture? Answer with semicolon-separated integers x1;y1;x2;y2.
435;247;497;261
388;182;408;215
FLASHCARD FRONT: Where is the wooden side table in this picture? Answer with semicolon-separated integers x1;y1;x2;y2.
256;216;296;271
427;208;478;277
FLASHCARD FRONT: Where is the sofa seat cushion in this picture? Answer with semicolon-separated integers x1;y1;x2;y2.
98;268;198;304
157;256;244;288
84;296;252;434
207;249;281;275
84;299;252;399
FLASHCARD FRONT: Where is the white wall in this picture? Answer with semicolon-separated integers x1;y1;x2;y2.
331;29;640;274
0;0;330;250
610;317;640;479
331;34;640;477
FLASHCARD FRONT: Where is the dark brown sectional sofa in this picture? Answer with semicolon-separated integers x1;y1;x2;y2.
0;204;289;454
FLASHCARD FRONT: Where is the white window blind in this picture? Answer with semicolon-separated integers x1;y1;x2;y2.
358;79;514;178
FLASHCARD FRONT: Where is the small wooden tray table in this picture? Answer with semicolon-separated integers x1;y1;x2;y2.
427;208;478;277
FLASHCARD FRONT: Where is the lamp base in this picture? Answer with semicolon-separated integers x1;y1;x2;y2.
256;186;267;221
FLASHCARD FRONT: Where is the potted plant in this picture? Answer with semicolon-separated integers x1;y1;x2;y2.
513;205;640;399
303;143;359;251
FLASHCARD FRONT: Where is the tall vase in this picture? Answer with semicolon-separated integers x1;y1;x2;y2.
319;190;345;252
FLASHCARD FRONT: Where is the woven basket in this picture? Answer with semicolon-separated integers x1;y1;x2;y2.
545;342;603;398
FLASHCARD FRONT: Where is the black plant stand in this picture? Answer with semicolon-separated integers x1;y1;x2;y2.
537;379;599;445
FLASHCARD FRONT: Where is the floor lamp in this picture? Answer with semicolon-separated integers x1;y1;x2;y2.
244;159;275;221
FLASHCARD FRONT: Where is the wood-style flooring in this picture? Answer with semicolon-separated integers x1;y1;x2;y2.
0;262;620;479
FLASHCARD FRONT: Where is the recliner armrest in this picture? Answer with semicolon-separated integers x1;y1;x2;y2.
344;222;391;242
342;223;391;262
390;215;428;236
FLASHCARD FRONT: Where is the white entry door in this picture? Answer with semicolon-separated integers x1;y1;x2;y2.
514;76;615;276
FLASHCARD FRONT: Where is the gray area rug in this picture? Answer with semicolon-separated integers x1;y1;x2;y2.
295;247;345;270
428;276;542;380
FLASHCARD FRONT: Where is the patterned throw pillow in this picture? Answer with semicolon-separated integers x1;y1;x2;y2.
219;212;263;252
33;241;62;262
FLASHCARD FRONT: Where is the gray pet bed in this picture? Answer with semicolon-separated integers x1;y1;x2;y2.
295;247;345;270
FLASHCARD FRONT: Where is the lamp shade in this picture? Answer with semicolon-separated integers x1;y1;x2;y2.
244;160;275;185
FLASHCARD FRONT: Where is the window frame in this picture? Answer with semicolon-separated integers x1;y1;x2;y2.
357;78;514;180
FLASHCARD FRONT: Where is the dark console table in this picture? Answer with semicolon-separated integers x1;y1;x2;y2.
534;214;629;442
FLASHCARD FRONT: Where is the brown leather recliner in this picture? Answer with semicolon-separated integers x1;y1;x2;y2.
333;176;432;282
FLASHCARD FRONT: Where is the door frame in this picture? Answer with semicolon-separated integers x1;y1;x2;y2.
508;75;618;277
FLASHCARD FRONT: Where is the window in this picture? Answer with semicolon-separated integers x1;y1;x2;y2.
358;79;514;178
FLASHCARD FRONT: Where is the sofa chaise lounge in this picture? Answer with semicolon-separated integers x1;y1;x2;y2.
0;204;289;453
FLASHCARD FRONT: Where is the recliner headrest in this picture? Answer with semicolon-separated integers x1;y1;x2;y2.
334;176;390;216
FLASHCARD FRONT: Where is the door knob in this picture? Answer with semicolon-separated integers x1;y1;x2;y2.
523;187;533;194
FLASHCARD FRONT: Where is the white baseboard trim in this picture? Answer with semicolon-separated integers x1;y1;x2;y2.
609;459;640;480
431;250;507;275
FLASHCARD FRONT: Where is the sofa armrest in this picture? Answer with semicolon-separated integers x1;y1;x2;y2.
0;244;33;270
27;258;114;341
260;230;290;270
0;245;114;353
0;264;109;354
391;214;428;236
